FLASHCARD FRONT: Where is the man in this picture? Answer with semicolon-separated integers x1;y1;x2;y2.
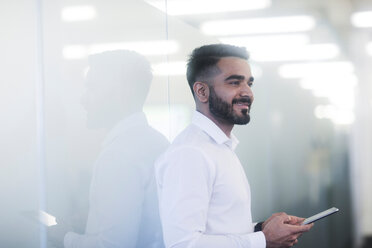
48;50;168;247
155;44;313;248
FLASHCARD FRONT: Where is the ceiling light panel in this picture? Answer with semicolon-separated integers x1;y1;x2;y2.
152;61;262;78
202;16;316;36
145;0;271;15
314;105;355;125
62;40;179;59
278;61;354;78
89;41;179;56
220;36;338;62
61;6;96;22
251;43;339;62
220;34;310;49
351;11;372;28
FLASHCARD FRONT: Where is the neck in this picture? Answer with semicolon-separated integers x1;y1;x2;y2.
196;109;234;137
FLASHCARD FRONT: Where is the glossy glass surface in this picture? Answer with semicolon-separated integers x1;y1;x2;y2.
1;0;371;247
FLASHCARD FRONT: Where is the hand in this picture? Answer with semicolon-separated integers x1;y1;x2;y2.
285;215;306;226
262;212;303;230
262;212;313;248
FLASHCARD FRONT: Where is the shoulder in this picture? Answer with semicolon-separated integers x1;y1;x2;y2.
155;125;217;182
171;124;211;148
159;124;215;163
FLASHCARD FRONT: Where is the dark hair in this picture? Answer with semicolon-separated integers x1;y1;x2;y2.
186;44;249;96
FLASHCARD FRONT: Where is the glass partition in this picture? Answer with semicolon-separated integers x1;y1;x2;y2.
2;0;371;247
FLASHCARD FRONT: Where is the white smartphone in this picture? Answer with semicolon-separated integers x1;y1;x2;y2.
302;207;339;225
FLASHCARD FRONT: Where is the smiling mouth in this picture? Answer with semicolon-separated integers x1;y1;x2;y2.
232;97;252;113
235;102;250;109
234;104;251;116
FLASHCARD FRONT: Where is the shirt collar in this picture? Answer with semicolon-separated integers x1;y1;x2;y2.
191;111;239;150
102;111;148;147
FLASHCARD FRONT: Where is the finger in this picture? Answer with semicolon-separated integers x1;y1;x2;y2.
276;213;290;222
284;215;293;224
290;239;298;247
264;212;283;224
286;215;304;225
289;215;306;224
283;240;294;247
288;234;298;242
305;223;315;229
287;223;313;234
275;212;287;217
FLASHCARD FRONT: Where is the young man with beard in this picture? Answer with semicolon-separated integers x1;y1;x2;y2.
155;44;313;248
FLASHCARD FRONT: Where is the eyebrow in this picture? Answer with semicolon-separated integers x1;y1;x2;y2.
225;75;254;82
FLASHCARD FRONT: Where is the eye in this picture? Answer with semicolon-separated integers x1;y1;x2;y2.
248;76;254;87
229;81;240;85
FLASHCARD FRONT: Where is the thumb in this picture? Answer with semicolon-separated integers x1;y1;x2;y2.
288;223;314;234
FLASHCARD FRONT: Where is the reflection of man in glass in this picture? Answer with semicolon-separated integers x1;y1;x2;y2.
155;44;313;248
52;50;169;248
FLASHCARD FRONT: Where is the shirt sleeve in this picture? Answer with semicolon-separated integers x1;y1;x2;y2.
156;147;266;248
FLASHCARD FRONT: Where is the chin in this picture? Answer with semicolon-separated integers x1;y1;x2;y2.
235;119;250;125
233;114;250;125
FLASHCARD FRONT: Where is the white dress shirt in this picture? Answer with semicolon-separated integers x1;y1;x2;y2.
64;112;168;248
155;111;266;248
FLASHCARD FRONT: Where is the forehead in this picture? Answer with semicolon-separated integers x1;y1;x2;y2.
216;57;251;77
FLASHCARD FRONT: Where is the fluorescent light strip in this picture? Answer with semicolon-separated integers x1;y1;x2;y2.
152;61;262;78
62;6;96;22
281;61;357;125
145;0;271;15
300;74;357;108
251;43;339;62
220;36;339;62
314;105;355;125
202;15;316;36
278;61;354;78
351;11;372;28
300;74;358;91
220;34;310;49
90;41;179;56
62;40;179;59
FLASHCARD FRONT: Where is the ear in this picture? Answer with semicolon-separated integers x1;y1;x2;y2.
193;81;209;103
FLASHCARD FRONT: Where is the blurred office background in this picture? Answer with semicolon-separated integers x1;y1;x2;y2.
1;0;372;247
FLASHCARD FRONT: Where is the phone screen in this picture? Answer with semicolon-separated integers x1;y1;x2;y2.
302;207;339;225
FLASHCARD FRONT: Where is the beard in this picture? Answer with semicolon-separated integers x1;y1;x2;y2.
208;86;251;125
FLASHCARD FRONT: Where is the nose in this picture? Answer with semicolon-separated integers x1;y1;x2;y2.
240;83;254;103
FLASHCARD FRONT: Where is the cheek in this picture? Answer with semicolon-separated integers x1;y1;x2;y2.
214;88;235;103
227;94;238;104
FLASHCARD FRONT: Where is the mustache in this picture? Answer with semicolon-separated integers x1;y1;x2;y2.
232;96;252;106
